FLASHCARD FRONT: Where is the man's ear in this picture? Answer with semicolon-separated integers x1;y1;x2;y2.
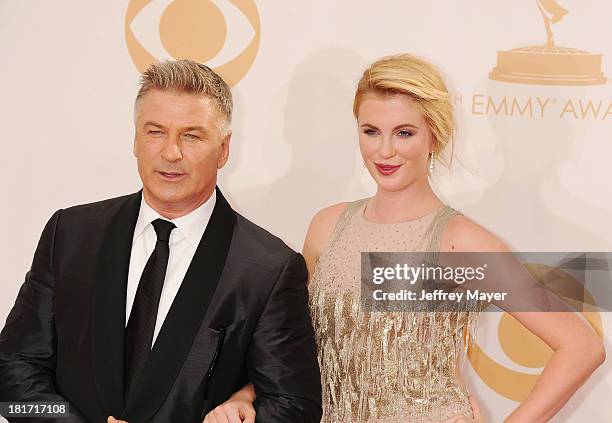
133;136;137;157
217;131;231;169
132;101;142;158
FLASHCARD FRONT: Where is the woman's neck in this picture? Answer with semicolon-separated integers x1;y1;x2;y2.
366;179;443;224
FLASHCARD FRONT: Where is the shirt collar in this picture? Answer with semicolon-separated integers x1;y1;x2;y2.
133;190;217;246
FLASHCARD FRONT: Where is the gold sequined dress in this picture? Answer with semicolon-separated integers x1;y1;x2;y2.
308;199;481;423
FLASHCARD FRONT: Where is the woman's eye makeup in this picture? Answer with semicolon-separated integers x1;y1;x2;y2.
396;129;413;137
361;128;414;137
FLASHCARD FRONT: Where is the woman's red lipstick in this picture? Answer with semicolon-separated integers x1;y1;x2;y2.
374;162;401;176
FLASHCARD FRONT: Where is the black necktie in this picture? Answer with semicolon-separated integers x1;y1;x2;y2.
124;218;176;396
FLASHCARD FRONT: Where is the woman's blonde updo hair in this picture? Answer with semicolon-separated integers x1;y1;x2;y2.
353;54;455;165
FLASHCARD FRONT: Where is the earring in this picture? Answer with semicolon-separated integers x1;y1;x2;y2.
428;151;435;174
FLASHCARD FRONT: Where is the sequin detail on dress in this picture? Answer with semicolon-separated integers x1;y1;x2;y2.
308;200;482;422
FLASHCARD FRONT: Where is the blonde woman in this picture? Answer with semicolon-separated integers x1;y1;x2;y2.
204;55;605;423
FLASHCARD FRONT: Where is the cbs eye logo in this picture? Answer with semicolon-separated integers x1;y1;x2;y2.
125;0;260;86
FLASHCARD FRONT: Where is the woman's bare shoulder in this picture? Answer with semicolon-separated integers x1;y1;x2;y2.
312;202;351;229
441;214;510;253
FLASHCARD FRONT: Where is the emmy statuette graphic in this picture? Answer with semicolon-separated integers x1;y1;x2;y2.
490;0;606;85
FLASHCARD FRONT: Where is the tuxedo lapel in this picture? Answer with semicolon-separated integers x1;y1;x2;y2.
91;191;142;416
123;187;236;422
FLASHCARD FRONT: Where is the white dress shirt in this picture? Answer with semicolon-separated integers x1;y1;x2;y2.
125;190;216;346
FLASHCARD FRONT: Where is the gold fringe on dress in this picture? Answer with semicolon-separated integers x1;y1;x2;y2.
309;200;482;423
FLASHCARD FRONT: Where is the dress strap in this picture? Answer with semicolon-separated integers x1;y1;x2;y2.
419;206;462;261
325;199;367;253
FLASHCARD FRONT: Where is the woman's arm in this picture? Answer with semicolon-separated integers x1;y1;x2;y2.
302;203;348;280
503;311;604;422
442;216;606;422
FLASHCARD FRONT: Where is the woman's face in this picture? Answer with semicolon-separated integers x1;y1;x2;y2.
357;93;433;193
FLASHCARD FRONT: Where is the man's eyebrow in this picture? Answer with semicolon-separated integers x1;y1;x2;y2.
142;121;164;128
182;126;209;133
141;122;213;135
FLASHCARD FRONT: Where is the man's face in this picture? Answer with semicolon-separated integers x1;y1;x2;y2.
133;89;230;217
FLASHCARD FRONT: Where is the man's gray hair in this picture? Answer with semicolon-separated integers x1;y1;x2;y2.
135;59;233;126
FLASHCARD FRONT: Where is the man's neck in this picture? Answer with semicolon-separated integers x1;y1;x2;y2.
142;188;215;220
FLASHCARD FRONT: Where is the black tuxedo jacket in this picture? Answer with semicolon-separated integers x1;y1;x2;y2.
0;188;322;422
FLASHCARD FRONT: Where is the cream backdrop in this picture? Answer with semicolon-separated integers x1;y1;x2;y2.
1;0;611;421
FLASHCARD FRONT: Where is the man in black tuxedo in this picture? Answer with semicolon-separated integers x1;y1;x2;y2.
0;60;322;422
